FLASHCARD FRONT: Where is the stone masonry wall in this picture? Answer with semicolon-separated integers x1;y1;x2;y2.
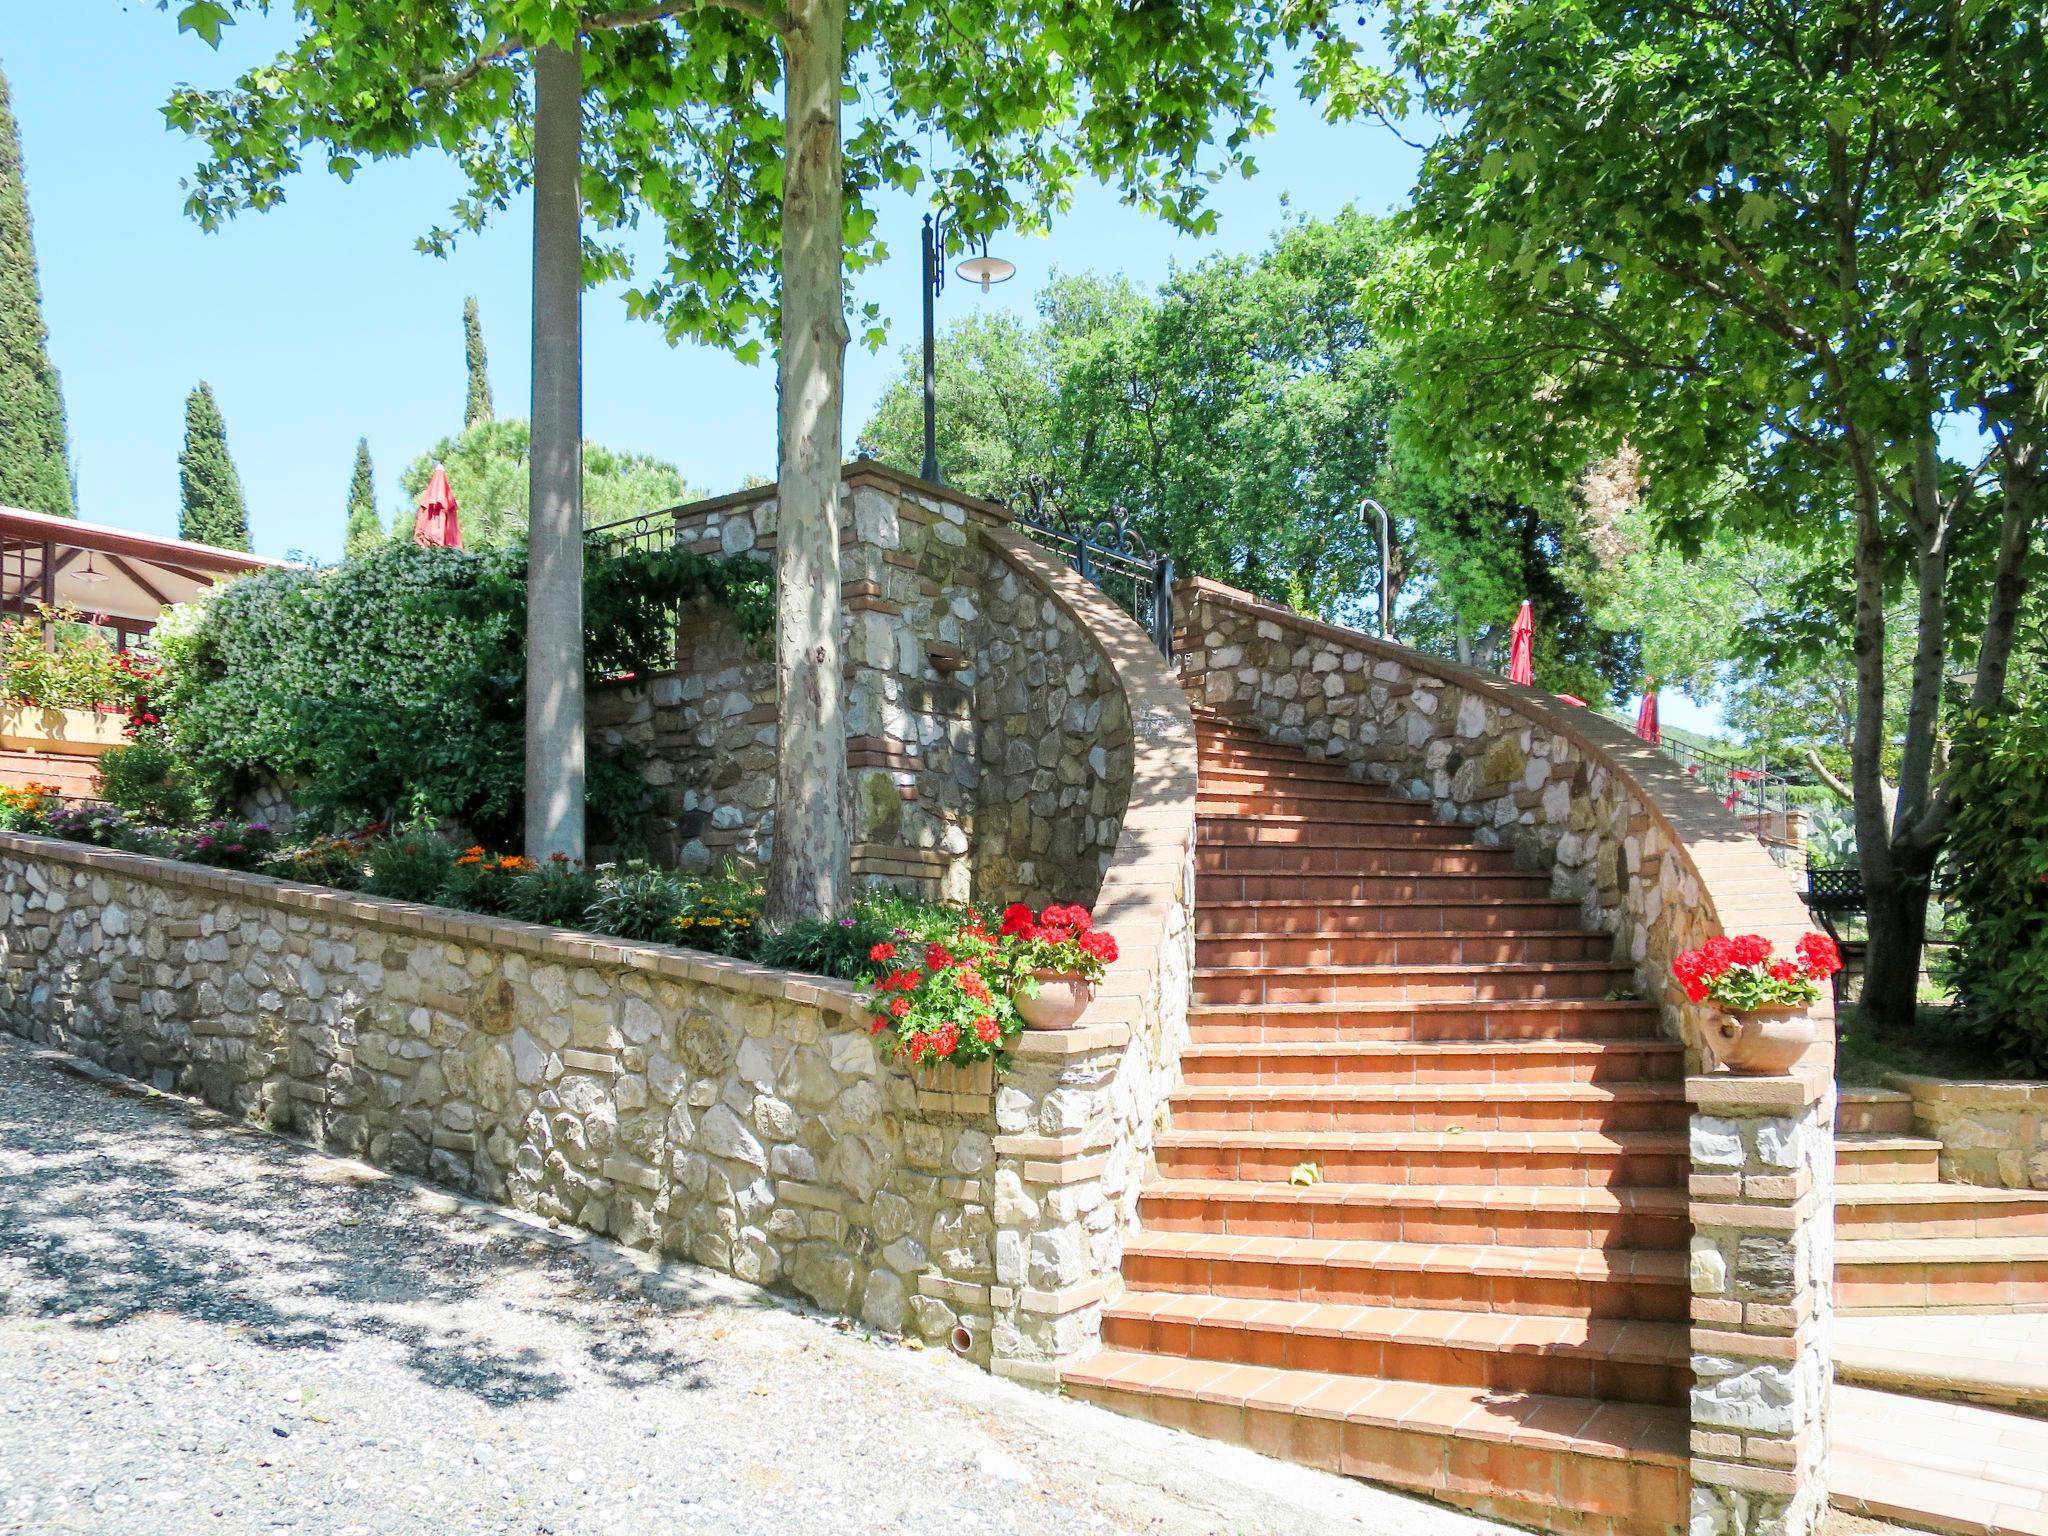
971;535;1134;909
1889;1074;2048;1190
0;530;1196;1385
1176;577;1830;1071
591;463;994;898
1688;1076;1836;1536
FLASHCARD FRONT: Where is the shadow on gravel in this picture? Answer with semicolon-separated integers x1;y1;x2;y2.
0;1052;719;1409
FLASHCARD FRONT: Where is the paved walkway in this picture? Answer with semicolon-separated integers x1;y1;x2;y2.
0;1034;1514;1536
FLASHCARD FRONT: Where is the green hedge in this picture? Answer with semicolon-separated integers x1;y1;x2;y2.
1938;657;2048;1071
156;540;769;844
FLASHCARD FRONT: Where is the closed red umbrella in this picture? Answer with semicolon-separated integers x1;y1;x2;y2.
1507;600;1535;686
412;463;463;548
1636;680;1661;745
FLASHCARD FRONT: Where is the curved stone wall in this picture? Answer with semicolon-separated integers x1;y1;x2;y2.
1177;576;1830;1072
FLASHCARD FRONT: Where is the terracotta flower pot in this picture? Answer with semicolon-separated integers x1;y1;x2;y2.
1013;969;1094;1030
1707;1005;1817;1074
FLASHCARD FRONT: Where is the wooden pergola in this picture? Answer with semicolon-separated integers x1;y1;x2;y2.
0;504;281;647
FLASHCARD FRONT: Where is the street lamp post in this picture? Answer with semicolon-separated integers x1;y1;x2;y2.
1360;497;1395;641
919;215;1015;485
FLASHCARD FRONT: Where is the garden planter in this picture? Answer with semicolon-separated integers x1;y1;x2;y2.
1013;969;1094;1030
1707;1005;1817;1074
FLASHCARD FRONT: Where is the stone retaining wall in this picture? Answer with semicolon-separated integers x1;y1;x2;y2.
1175;576;1836;1536
0;512;1196;1384
1889;1074;2048;1189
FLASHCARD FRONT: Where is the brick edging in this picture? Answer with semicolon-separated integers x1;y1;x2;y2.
0;829;860;1015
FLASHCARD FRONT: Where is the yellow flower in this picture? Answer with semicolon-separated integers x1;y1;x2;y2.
675;916;696;929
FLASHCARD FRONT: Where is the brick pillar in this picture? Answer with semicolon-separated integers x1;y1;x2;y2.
1687;1073;1835;1536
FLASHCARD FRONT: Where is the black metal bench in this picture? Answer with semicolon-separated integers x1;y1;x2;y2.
1802;865;1869;1007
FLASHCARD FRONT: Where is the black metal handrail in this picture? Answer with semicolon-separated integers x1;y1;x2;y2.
1010;503;1176;660
585;507;683;558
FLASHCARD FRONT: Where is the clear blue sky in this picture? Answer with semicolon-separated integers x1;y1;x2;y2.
5;13;1422;563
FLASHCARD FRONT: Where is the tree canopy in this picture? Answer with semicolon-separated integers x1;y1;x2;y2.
395;419;700;548
462;295;494;429
177;381;250;551
1330;0;2048;1022
343;436;381;557
0;64;73;517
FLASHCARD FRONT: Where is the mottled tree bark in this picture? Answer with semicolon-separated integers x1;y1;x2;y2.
766;0;850;921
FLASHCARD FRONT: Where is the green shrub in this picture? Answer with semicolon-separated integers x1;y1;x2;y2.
1938;672;2048;1072
363;824;458;903
497;857;603;928
167;816;278;872
263;827;378;890
97;740;200;825
587;864;693;942
670;861;764;956
755;889;978;981
154;539;770;843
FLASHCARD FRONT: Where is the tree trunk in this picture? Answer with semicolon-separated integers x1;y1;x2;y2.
524;39;586;863
1861;850;1932;1027
766;0;850;922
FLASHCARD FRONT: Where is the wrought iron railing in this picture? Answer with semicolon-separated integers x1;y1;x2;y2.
1010;504;1176;660
585;507;684;558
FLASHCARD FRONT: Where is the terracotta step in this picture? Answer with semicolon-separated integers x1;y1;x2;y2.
1835;1236;2048;1313
1100;1292;1691;1405
1201;871;1555;902
1197;789;1423;817
1197;930;1614;969
1152;1126;1690;1192
1831;1383;2048;1536
1166;1082;1688;1135
1177;1038;1686;1088
1196;760;1381;792
1196;897;1589;936
1198;816;1470;847
1837;1183;2048;1240
1197;843;1512;876
1833;1314;2048;1417
1062;1352;1688;1535
1139;1176;1690;1251
1117;1229;1689;1320
1195;962;1640;1006
1837;1135;1944;1184
1189;998;1665;1044
1838;1086;1917;1137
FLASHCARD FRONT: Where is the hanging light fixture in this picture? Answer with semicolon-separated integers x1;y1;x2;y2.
954;236;1017;295
73;551;111;585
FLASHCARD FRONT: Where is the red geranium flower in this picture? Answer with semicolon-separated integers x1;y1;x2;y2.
1078;930;1118;964
869;942;896;963
973;1015;1000;1044
870;1014;890;1035
924;943;954;970
888;996;911;1017
932;1023;961;1058
960;971;992;1005
999;903;1036;936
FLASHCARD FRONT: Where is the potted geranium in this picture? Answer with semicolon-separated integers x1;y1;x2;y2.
998;902;1118;1030
1673;932;1842;1072
860;914;1026;1089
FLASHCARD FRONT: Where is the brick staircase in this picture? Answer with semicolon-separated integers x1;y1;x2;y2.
1065;711;1690;1536
1835;1087;2048;1313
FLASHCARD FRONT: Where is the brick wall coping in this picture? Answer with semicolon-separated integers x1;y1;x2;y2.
1887;1073;2048;1106
985;526;1197;1038
634;460;1016;534
0;828;862;1016
1181;576;1831;1090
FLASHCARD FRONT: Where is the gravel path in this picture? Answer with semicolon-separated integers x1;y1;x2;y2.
0;1033;1511;1536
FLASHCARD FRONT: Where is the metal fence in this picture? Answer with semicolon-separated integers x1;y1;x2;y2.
585;507;684;559
1010;505;1176;660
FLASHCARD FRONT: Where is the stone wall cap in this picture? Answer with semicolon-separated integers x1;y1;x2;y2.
0;829;860;1015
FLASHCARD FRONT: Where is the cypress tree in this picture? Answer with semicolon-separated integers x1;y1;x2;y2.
0;65;74;516
463;295;494;428
178;382;250;550
343;436;381;557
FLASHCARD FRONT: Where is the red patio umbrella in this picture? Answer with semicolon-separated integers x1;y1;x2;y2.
1636;680;1661;745
412;463;463;549
1507;600;1535;686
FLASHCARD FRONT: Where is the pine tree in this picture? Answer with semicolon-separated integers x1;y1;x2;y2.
178;382;249;550
463;295;493;429
343;436;381;557
0;65;74;516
